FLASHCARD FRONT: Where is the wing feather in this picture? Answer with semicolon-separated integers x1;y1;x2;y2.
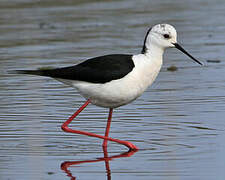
15;54;135;83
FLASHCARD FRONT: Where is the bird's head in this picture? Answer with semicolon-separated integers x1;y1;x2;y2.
142;24;202;65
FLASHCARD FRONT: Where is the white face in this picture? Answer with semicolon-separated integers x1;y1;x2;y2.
149;24;177;49
144;24;202;65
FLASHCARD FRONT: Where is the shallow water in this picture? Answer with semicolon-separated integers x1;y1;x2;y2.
1;0;225;179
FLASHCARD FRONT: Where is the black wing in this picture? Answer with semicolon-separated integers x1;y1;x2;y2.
16;54;135;83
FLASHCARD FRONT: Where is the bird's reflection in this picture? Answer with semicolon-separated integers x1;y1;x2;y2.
61;147;138;180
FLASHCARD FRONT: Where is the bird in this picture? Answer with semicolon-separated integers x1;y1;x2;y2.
14;24;202;151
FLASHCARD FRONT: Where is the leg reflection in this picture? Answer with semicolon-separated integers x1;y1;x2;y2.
61;147;138;180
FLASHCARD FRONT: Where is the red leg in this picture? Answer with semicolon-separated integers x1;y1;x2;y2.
61;100;138;150
102;146;111;180
102;108;113;148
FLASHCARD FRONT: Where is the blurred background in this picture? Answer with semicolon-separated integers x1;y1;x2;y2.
0;0;225;179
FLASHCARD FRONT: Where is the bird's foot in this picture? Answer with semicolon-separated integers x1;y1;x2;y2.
102;138;138;151
124;141;138;151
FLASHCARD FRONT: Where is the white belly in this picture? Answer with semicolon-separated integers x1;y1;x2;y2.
71;77;145;108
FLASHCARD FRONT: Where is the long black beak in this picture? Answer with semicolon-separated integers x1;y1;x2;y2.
173;43;202;65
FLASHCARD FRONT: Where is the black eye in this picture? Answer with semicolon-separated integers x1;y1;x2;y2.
163;34;170;39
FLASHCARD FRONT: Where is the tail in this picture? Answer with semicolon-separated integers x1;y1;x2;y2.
9;66;56;76
10;70;45;76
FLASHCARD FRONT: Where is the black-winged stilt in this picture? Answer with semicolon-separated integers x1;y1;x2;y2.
15;24;202;150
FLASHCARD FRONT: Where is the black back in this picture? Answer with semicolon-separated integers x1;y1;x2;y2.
33;54;134;83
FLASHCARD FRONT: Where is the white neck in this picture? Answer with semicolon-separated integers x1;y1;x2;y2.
145;44;164;64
